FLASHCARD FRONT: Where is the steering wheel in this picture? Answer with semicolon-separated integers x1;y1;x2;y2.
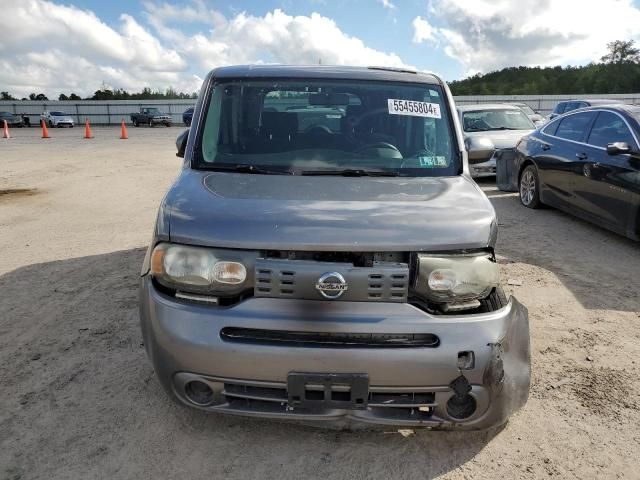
304;124;333;135
354;142;402;157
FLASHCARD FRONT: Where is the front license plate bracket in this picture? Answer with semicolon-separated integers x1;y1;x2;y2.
287;372;369;409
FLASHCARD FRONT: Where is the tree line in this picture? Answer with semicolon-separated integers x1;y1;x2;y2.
0;87;198;102
449;40;640;95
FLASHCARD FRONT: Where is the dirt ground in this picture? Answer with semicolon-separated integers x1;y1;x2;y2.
1;127;639;480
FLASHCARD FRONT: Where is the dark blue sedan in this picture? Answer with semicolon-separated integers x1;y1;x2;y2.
182;107;194;126
515;104;640;240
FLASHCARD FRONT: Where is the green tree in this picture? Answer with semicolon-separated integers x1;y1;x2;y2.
58;93;69;101
601;40;640;64
1;91;16;100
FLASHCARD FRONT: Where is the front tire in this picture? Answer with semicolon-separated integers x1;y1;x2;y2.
519;165;542;209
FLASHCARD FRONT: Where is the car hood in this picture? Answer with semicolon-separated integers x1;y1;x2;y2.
163;171;497;251
464;129;533;149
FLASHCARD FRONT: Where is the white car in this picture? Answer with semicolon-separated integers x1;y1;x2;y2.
41;111;74;128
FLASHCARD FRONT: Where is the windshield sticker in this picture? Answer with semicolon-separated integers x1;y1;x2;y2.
388;99;441;119
418;156;448;167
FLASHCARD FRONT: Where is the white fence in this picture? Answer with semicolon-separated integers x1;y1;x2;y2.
0;99;195;125
1;94;639;125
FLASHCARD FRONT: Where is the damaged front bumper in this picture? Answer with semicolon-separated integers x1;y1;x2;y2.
140;276;530;430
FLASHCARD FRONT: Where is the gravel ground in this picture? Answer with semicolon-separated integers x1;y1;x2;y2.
1;127;639;479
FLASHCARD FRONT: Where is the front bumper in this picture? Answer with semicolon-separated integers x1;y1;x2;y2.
139;276;530;429
471;157;497;177
53;120;74;127
151;117;171;124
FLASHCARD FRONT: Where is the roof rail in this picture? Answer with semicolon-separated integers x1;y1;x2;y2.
367;66;418;74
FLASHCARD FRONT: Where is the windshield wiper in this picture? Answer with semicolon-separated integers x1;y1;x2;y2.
301;168;400;177
206;164;294;175
485;126;521;131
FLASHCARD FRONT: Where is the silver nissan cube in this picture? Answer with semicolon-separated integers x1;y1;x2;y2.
139;65;530;429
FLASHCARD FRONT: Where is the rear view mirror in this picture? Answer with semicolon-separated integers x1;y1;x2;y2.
465;137;495;164
176;130;188;158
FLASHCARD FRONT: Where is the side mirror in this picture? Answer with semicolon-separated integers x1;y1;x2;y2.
606;142;631;156
465;137;495;164
176;129;188;158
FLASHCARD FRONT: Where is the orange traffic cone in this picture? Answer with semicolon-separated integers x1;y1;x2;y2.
120;119;128;139
2;120;10;139
41;119;50;139
84;118;93;139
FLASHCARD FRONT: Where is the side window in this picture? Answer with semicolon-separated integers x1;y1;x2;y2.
564;102;581;113
542;119;560;136
553;102;567;114
587;111;637;149
554;112;595;142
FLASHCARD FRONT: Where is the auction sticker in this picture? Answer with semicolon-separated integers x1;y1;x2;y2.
388;99;441;119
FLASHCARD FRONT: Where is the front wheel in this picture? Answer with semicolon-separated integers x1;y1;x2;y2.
519;165;543;209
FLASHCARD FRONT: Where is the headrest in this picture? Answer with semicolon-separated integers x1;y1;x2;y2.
261;111;298;138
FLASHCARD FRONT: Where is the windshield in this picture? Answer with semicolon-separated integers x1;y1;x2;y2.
50;111;67;116
145;108;161;114
515;104;535;116
462;109;535;132
196;79;459;176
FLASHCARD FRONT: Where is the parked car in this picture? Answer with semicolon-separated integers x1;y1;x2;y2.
0;111;24;127
41;111;74;128
547;99;623;121
509;102;544;127
139;65;531;430
457;104;536;177
130;107;171;127
182;107;194;126
516;104;640;240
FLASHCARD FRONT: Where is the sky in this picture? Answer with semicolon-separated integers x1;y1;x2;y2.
1;0;640;98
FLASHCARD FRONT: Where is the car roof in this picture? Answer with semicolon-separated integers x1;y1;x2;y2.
559;98;624;105
210;65;442;85
456;103;522;112
570;104;640;115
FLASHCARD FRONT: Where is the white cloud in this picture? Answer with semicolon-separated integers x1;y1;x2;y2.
171;9;411;69
412;16;436;44
379;0;396;9
0;0;412;98
430;0;640;75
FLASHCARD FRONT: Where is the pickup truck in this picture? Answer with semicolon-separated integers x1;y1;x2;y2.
130;107;171;127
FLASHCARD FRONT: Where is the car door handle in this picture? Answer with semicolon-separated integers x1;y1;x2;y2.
576;153;588;160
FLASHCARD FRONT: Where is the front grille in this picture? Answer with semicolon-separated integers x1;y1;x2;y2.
367;272;408;300
221;381;436;420
220;327;440;348
254;258;409;302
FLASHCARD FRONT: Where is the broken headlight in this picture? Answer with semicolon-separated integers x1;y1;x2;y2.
413;252;499;303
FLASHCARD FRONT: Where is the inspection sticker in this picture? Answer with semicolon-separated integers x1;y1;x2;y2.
388;99;441;119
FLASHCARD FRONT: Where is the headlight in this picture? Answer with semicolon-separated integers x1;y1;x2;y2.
413;253;499;303
150;243;255;294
